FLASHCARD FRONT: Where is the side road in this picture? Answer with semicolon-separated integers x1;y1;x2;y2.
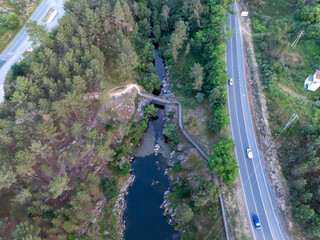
0;0;65;101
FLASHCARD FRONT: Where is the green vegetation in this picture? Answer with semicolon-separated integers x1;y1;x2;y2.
248;0;320;238
164;122;181;146
126;104;158;146
176;203;194;224
0;0;159;238
166;151;224;239
191;178;221;207
147;0;237;186
102;177;118;201
209;137;238;185
0;0;42;54
131;0;238;237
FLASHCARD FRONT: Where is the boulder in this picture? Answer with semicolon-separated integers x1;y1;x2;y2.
164;104;178;115
177;154;184;161
177;143;184;151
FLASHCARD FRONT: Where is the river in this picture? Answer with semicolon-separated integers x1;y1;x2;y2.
123;51;179;240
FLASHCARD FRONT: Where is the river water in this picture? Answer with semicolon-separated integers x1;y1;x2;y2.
123;51;179;240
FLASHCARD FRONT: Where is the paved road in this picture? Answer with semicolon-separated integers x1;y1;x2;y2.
226;3;290;240
0;0;65;101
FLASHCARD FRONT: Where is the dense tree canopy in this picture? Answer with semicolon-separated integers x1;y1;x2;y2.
208;138;238;185
0;0;160;238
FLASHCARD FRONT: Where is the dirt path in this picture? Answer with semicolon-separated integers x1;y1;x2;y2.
277;83;311;102
109;83;141;97
85;83;232;239
84;84;142;101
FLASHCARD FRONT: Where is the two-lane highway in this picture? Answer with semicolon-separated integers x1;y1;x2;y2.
0;0;65;101
227;3;290;240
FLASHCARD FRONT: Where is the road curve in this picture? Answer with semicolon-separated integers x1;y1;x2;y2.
226;3;290;240
0;0;65;101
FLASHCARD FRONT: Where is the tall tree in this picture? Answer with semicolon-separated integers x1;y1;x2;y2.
0;165;16;190
13;221;41;240
113;0;125;30
161;5;170;31
49;174;71;199
191;178;220;207
190;63;204;91
26;21;48;46
4;12;19;29
170;21;187;62
176;203;194;224
208;137;238;185
14;188;32;205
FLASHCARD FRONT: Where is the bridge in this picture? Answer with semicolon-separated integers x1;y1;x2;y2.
139;92;231;240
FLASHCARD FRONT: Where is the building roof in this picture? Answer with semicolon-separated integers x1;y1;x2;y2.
316;70;320;79
305;75;320;91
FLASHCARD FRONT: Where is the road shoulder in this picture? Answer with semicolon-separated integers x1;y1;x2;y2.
238;1;304;239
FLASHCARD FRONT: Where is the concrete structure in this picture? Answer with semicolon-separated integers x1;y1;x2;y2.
305;70;320;91
241;11;249;17
46;9;58;23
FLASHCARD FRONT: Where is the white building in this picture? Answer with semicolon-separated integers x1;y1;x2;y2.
305;70;320;91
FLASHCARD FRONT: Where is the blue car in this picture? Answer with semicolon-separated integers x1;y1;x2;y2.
252;215;261;230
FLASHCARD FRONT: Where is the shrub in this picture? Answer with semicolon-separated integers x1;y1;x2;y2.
102;178;118;200
176;203;194;224
172;161;181;173
164;123;180;145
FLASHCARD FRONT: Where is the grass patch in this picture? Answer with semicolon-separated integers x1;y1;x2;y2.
176;93;220;155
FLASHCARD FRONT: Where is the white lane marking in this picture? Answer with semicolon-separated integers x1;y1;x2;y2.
1;2;49;58
233;9;272;240
7;52;14;56
227;12;261;240
231;53;265;240
236;18;288;240
234;3;285;240
234;2;287;239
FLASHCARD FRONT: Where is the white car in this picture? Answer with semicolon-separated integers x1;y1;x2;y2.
247;149;253;159
229;78;233;85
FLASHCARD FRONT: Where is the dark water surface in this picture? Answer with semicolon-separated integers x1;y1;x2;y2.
123;110;179;240
154;49;165;80
123;50;179;240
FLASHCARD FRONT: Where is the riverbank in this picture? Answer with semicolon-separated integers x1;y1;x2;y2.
123;108;179;240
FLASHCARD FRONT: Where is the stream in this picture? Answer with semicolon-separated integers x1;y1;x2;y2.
123;51;179;240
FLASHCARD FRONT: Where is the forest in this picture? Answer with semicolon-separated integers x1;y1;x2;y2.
248;0;320;238
0;0;159;239
146;0;238;185
0;0;238;239
136;0;237;239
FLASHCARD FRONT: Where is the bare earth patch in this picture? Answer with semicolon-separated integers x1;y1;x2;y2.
277;83;311;102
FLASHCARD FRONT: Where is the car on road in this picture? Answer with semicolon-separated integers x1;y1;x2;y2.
252;215;261;230
247;149;253;159
229;78;233;85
